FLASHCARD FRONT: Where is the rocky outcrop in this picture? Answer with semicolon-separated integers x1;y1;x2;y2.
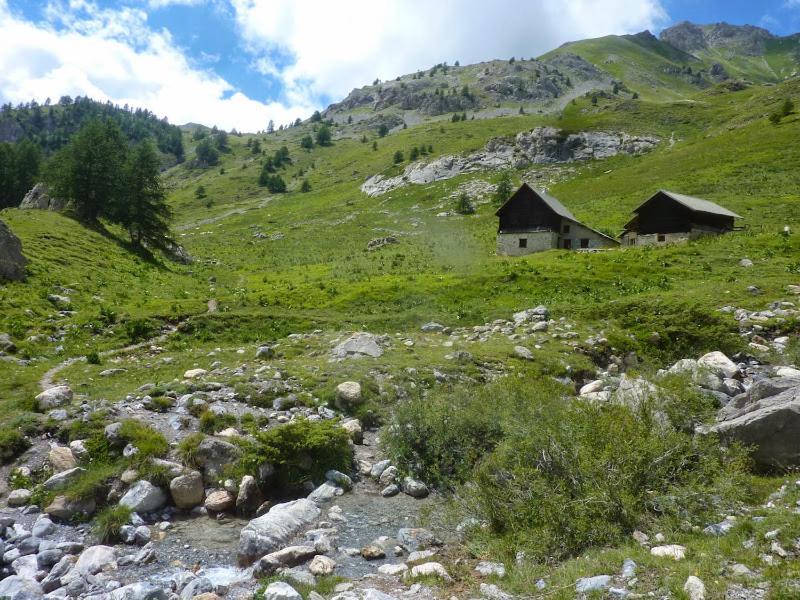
660;22;775;57
19;183;66;211
361;127;659;196
0;219;27;281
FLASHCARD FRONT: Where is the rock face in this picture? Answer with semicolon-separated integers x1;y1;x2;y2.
0;219;27;282
361;127;659;196
18;183;65;211
239;499;321;564
710;382;800;470
660;21;775;56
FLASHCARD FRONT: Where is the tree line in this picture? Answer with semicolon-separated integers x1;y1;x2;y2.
0;139;42;209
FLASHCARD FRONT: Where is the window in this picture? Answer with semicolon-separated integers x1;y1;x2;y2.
629;238;636;246
518;238;527;248
657;234;666;242
563;239;572;249
563;224;571;234
580;238;589;249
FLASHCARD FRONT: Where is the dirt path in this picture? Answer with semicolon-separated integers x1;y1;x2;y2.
38;323;181;392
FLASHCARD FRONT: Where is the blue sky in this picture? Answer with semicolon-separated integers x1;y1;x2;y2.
1;0;799;131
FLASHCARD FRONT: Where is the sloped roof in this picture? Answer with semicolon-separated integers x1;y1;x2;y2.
495;183;577;221
496;183;617;244
647;190;742;219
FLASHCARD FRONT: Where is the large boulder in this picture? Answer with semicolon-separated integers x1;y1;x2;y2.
331;333;384;359
335;381;362;410
169;471;205;509
710;384;800;470
35;386;73;411
697;351;739;380
45;495;95;520
262;582;301;600
119;480;168;513
43;466;85;491
195;437;242;483
0;219;26;282
0;576;43;600
75;545;117;575
238;498;321;564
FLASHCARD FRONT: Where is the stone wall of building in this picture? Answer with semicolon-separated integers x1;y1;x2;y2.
497;230;557;256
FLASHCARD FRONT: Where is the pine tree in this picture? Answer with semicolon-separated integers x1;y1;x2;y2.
455;192;475;215
315;125;332;146
300;135;314;149
47;118;127;222
118;140;173;250
300;179;311;193
393;150;404;164
310;110;322;123
378;124;389;137
409;146;419;161
195;137;219;167
494;171;513;205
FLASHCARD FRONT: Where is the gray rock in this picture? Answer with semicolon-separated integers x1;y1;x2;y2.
335;381;362;410
513;346;533;361
381;484;400;497
710;384;800;469
35;386;73;410
370;460;392;479
42;467;85;491
180;577;213;600
0;575;43;599
326;470;353;491
31;517;55;538
0;219;27;282
45;495;95;521
195;437;242;483
420;322;445;333
398;528;440;552
8;489;32;507
256;345;276;359
262;581;302;600
19;183;64;212
75;545;117;575
238;499;321;564
475;561;506;578
110;583;167;600
236;475;262;517
169;471;204;509
331;333;384;359
698;351;739;379
575;575;611;593
119;481;168;513
402;477;429;498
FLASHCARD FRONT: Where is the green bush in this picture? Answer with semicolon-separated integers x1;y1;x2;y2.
235;418;351;490
124;318;155;342
94;505;132;542
382;383;508;489
86;351;101;365
199;410;237;434
461;390;751;561
118;419;169;461
0;427;30;464
177;432;205;468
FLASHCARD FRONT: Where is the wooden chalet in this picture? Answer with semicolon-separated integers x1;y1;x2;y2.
495;183;618;255
620;190;741;246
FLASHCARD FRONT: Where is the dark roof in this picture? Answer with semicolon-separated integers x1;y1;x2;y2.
496;183;618;244
640;190;742;219
495;183;577;221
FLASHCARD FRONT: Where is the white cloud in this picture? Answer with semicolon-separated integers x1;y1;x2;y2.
146;0;207;9
231;0;668;104
0;0;312;131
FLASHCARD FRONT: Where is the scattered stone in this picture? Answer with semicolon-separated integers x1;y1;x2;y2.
111;582;167;600
204;489;235;512
0;576;43;600
335;381;363;409
256;345;276;359
309;555;336;576
575;575;612;593
381;484;400;497
0;219;27;281
43;466;85;491
45;495;95;520
475;561;506;578
195;437;242;483
650;544;686;560
262;581;302;600
239;499;322;564
183;368;207;379
421;322;445;333
684;575;706;600
361;545;386;560
698;351;739;379
35;386;73;410
120;480;168;513
331;333;384;359
408;561;452;582
401;477;429;498
621;558;637;578
480;583;513;600
170;471;205;509
378;563;408;576
75;545;117;575
236;475;262;516
8;489;32;507
340;418;363;444
513;345;533;360
48;445;77;472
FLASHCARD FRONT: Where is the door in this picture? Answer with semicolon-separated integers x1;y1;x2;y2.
563;239;572;249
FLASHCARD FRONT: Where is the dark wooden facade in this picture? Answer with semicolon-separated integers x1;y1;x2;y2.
496;184;563;233
626;191;736;235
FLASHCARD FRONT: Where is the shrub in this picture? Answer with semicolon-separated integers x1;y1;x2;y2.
118;419;169;461
177;432;205;468
94;505;132;543
236;419;351;490
124;318;155;343
0;428;30;464
383;383;508;489
199;410;237;434
455;192;475;215
86;351;101;365
460;387;751;562
145;396;174;413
